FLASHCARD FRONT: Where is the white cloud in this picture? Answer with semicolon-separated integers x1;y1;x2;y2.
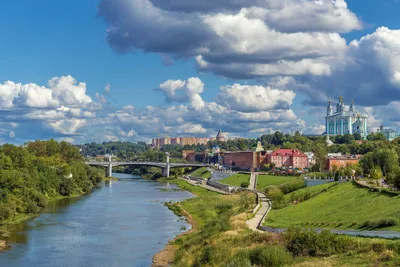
157;77;205;109
49;119;87;135
217;84;296;112
104;83;111;94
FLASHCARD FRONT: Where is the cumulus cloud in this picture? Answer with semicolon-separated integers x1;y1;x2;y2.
0;76;98;142
0;75;92;110
109;78;306;139
217;84;295;112
157;77;205;109
98;0;357;80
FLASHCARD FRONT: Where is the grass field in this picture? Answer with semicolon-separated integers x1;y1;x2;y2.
256;174;298;191
189;167;211;179
161;179;400;266
266;182;400;231
219;173;250;187
282;182;337;203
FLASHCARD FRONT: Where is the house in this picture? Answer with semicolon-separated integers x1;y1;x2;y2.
326;154;362;170
268;149;308;169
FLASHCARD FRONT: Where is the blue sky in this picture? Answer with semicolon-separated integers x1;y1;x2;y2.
1;0;400;144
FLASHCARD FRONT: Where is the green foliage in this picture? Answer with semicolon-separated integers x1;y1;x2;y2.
240;181;250;188
249;245;293;266
313;143;327;172
359;149;398;178
360;218;398;230
0;140;102;223
370;166;383;180
283;228;359;257
279;178;305;194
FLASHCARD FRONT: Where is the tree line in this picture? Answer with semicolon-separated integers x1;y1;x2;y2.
0;140;103;223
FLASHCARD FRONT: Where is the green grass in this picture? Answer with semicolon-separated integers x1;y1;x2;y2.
219;173;250;187
256;175;298;191
190;167;211;179
266;182;400;231
282;182;337;203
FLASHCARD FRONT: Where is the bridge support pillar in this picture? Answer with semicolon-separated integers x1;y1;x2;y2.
106;163;113;177
162;166;170;178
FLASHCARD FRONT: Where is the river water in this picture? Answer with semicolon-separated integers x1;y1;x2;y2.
0;173;193;267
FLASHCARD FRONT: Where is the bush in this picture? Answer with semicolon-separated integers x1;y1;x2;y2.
360;218;397;230
240;181;250;188
0;203;13;221
215;203;233;214
265;186;284;201
249;245;293;267
279;179;305;194
282;227;360;257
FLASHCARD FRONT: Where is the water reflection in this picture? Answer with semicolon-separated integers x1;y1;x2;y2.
0;173;193;267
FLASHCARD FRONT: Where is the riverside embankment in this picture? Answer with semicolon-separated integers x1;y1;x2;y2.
0;173;193;267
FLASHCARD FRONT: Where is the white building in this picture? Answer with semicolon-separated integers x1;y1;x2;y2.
325;97;368;139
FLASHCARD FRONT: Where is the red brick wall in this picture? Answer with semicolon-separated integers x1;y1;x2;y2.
224;152;255;169
326;159;359;170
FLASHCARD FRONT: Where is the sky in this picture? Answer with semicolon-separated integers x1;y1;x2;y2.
1;0;400;144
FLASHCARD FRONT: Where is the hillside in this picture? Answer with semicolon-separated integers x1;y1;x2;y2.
266;182;400;231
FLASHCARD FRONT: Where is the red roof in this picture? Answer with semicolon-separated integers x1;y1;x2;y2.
270;149;307;157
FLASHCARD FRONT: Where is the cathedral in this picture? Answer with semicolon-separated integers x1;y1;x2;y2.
325;97;368;139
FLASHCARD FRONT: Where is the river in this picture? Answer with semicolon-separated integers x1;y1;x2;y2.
0;173;193;267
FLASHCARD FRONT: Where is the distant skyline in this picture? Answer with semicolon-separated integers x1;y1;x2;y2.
1;0;400;144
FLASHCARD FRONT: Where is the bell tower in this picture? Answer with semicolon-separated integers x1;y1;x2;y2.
327;99;333;116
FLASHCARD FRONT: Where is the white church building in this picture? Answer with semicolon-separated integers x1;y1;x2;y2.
325;96;368;139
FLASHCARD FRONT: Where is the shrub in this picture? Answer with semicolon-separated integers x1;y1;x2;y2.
249;246;293;267
265;186;284;201
279;179;305;194
240;181;250;188
0;203;13;221
215;203;233;214
225;251;252;267
360;218;397;230
282;227;360;257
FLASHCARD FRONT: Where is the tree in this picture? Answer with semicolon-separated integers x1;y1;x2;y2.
386;166;400;188
370;166;383;180
353;133;362;141
313;143;327;172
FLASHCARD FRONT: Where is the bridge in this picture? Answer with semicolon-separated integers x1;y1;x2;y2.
85;153;207;178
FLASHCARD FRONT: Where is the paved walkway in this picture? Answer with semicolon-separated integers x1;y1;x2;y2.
248;172;257;190
246;191;271;232
246;173;272;231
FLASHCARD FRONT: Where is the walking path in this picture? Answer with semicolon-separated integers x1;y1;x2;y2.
246;191;271;232
246;173;272;231
248;172;257;190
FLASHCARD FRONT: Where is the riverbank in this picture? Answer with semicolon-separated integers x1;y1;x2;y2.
152;205;197;267
153;178;400;266
0;189;99;251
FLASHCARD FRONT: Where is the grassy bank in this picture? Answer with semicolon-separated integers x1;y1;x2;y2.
155;179;400;266
219;173;250;187
256;174;298;191
266;182;400;231
189;167;211;179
